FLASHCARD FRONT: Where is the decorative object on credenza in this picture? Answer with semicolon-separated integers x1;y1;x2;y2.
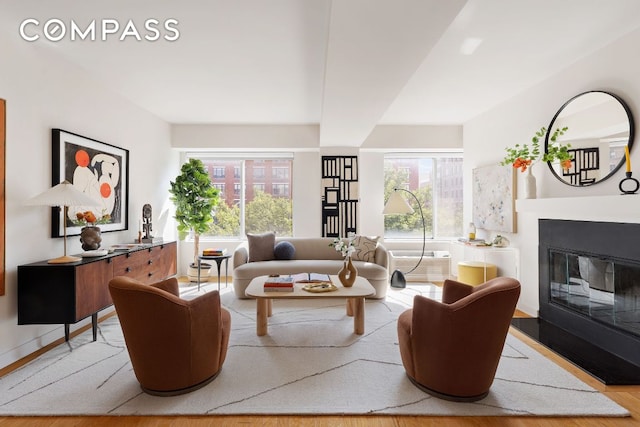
25;180;99;263
619;146;639;195
500;126;571;199
140;203;162;243
492;234;510;247
546;91;635;187
321;155;358;238
52;129;129;237
383;188;425;289
169;158;219;280
472;165;516;233
79;225;102;251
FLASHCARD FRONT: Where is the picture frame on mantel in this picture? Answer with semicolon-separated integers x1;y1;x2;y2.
472;164;517;233
52;129;129;238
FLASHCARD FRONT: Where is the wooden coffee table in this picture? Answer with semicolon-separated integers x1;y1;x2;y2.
245;275;376;336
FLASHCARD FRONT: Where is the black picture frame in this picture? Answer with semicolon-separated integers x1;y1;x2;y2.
51;129;129;237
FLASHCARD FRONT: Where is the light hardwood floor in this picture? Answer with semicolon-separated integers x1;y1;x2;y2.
1;285;639;426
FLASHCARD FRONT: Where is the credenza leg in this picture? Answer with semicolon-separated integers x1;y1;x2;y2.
64;324;70;341
92;313;98;341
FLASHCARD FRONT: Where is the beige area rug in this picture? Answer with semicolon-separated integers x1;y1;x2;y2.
0;283;630;416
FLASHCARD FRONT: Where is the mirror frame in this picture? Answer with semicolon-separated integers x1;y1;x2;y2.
545;90;635;186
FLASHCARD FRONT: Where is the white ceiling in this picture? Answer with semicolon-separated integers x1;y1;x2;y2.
3;0;640;146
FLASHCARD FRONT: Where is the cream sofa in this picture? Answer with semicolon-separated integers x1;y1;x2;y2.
232;237;389;299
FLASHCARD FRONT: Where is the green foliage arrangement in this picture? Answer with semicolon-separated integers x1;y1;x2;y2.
500;126;572;172
169;158;219;265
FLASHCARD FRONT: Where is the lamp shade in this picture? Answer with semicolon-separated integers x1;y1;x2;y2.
383;190;414;215
25;180;98;208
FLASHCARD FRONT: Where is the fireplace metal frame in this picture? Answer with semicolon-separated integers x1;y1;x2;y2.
539;219;640;368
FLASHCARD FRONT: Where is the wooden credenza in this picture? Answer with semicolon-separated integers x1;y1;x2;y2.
17;241;177;341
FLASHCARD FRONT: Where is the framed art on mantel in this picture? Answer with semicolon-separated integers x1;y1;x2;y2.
472;164;516;233
52;129;129;238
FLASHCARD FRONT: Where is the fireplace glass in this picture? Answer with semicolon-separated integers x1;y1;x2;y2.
549;250;640;337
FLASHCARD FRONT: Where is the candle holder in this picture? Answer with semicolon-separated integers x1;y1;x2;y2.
619;171;639;194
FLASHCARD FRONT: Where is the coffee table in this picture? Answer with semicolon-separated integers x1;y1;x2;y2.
245;275;376;336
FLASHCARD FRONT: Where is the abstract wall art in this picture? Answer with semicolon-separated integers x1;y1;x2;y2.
321;155;358;238
52;129;129;237
472;164;516;233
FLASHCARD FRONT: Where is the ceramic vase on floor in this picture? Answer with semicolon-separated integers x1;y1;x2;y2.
524;167;537;199
80;226;102;251
338;256;357;287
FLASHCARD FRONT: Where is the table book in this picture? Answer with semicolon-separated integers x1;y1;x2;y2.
263;276;295;292
291;273;331;283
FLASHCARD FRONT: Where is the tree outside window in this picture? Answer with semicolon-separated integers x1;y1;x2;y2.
384;156;462;239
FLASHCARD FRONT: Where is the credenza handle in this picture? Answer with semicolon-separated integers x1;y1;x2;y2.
125;267;131;272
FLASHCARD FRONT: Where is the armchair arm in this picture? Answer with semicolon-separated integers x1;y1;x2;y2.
187;290;224;368
442;278;474;304
374;244;389;269
150;277;180;297
233;242;249;268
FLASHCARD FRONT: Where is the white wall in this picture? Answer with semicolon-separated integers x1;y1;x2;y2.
463;27;640;315
0;31;177;368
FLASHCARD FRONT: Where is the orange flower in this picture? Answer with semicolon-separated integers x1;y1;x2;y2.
76;212;85;221
512;157;532;172
561;159;572;170
83;211;97;223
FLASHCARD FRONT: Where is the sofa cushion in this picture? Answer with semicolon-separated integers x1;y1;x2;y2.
351;235;379;262
247;232;276;262
274;241;296;260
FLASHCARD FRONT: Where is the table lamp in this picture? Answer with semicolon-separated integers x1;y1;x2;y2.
26;180;99;264
382;188;426;288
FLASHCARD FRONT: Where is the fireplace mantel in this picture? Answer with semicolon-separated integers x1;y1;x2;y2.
516;195;640;221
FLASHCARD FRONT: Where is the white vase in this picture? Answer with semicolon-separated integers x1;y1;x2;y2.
524;167;537;199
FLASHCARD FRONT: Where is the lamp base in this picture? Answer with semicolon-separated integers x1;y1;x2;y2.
390;269;407;289
48;255;82;264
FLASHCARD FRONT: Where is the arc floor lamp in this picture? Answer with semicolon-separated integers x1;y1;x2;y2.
383;188;426;289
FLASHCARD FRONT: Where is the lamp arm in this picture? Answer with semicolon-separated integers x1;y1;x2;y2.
395;188;425;275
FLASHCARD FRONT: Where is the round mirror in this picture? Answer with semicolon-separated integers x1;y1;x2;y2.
546;91;634;186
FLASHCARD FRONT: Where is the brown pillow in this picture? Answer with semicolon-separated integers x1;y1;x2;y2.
351;235;379;262
247;232;276;262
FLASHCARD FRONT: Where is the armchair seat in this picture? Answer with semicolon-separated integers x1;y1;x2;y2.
397;277;520;401
109;276;231;396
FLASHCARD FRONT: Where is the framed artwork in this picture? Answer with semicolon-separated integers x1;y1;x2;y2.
321;155;358;237
52;129;129;237
472;164;516;233
0;99;5;296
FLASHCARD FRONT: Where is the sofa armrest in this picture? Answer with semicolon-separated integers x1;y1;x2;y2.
233;241;249;268
375;244;389;269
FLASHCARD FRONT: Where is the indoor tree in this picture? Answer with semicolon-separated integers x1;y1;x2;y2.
169;158;219;273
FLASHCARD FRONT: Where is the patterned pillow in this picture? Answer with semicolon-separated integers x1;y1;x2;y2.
247;232;276;262
351;235;379;262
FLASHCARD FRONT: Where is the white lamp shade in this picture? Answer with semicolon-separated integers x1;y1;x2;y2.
25;180;98;208
383;190;414;215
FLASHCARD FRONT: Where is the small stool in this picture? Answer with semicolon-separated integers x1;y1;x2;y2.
457;261;497;286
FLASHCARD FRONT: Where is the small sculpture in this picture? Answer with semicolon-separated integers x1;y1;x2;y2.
142;204;153;240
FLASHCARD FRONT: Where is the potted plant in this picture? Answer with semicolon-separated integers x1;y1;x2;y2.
500;126;572;198
169;158;219;282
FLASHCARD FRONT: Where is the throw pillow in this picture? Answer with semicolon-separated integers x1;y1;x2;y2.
247;232;276;262
274;241;296;260
351;235;379;263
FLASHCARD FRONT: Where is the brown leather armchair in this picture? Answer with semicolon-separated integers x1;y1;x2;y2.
108;276;231;396
397;277;520;401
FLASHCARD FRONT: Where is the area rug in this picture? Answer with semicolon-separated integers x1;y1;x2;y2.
0;284;629;417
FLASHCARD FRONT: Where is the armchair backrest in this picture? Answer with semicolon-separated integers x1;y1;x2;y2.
108;276;225;392
410;277;520;397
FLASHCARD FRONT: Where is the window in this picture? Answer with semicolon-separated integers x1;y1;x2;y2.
384;155;463;239
187;154;293;238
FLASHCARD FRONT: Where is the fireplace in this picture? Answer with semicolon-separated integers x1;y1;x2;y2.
529;219;640;383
